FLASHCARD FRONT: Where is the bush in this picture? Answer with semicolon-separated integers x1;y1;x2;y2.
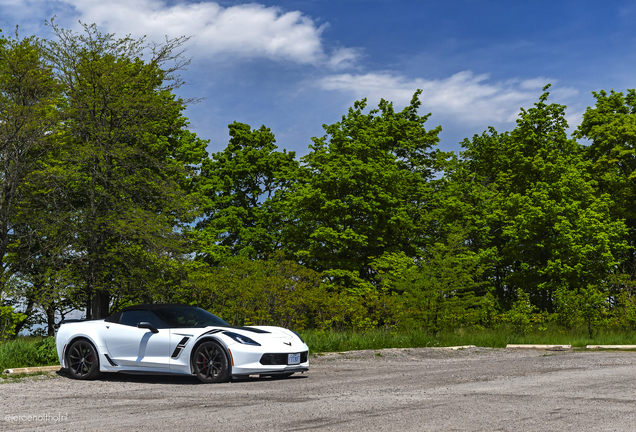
504;289;536;335
0;305;26;341
36;337;59;365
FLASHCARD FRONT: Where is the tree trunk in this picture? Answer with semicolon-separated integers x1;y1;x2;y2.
46;305;56;336
13;298;35;336
91;289;110;319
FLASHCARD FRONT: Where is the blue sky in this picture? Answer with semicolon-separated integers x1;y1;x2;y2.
1;0;635;156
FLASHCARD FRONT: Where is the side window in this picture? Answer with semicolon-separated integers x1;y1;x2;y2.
120;310;165;329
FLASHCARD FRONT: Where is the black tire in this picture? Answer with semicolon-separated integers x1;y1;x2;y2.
66;339;100;380
193;341;230;383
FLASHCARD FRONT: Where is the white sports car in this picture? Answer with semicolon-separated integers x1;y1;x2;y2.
55;304;309;383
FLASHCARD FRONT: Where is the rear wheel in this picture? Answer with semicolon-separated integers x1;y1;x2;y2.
66;339;100;380
193;341;230;383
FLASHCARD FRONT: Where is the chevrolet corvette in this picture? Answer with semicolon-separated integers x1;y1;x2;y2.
55;304;309;383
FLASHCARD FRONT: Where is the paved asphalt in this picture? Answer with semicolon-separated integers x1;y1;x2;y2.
1;347;635;431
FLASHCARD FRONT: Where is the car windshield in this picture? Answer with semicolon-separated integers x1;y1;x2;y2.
153;307;230;328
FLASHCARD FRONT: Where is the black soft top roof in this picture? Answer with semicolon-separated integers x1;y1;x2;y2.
120;303;194;312
103;303;270;334
104;304;196;323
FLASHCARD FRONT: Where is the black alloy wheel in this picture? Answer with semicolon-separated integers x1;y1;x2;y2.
193;341;230;383
66;339;100;380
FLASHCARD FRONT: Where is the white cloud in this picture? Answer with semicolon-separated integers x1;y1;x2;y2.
318;70;579;126
45;0;358;67
327;47;362;70
519;77;551;90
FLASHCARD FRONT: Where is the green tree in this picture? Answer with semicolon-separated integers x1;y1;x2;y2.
282;91;441;288
177;255;323;329
195;122;298;263
393;232;488;334
44;22;207;318
0;31;65;332
461;87;626;310
0;31;59;295
574;89;636;315
504;288;536;335
612;277;636;330
0;303;26;340
554;284;608;337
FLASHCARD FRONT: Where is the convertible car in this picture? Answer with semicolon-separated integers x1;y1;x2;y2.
55;304;309;383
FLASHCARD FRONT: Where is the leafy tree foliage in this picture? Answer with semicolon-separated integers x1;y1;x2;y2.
3;21;636;336
461;87;626;310
574;90;636;316
503;289;538;335
178;255;323;329
195;122;298;263
281;91;441;288
0;32;68;333
41;23;207;318
387;234;490;334
0;304;26;340
0;33;59;291
575;90;636;242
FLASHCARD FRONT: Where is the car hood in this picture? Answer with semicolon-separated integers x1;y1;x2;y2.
174;325;301;345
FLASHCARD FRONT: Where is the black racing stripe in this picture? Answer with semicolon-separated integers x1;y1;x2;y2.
226;326;271;334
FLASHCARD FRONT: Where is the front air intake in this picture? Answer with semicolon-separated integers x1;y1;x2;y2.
260;351;308;365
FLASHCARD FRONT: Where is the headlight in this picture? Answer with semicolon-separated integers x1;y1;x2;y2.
222;331;261;346
291;330;304;343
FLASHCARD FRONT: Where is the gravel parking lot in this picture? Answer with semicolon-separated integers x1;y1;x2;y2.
1;347;635;431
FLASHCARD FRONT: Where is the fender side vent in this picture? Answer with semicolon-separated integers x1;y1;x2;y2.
104;354;119;367
171;337;190;358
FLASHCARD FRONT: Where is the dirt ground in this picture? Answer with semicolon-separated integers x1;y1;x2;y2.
1;347;635;431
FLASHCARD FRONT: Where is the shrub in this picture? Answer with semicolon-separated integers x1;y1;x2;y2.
0;305;26;341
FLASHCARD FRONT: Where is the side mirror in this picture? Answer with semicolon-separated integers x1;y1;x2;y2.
137;322;159;333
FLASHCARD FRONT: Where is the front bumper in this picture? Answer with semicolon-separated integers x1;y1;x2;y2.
228;345;310;377
231;365;309;378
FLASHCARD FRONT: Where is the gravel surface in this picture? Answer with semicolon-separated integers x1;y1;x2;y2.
1;347;635;431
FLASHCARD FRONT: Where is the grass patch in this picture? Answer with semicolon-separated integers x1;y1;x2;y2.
3;325;636;370
298;325;636;353
0;337;59;371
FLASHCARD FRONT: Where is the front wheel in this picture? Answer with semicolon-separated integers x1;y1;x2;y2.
193;341;230;383
66;339;100;380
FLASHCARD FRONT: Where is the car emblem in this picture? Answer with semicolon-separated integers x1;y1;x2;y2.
283;341;292;346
